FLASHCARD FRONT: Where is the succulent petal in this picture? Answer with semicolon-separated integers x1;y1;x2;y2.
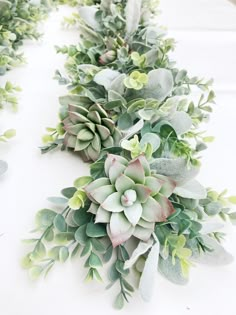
88;203;99;214
138;218;155;230
155;174;176;197
115;174;135;192
102;192;124;212
96;125;110;141
124;158;145;184
90;185;115;204
87;145;99;161
134;184;152;203
108;160;126;184
124;202;143;226
95;206;111;223
133;225;153;242
145;176;163;196
87;111;101;124
77;129;94;141
108;213;134;247
142;196;165;222
154;194;176;219
75;139;90;151
104;154;128;176
85;178;110;202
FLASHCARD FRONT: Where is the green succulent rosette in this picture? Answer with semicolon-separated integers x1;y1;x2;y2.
85;154;176;246
63;102;122;161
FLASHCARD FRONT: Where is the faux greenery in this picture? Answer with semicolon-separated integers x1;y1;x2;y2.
23;0;236;309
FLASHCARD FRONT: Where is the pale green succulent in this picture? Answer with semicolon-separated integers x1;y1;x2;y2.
85;154;176;247
63;103;122;161
124;71;148;90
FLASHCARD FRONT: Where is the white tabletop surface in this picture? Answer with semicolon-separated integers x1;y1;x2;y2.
0;2;236;314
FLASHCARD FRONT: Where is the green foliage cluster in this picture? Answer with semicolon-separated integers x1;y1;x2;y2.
24;0;236;309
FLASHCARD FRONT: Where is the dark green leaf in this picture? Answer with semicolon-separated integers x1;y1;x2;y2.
74;224;88;245
89;252;103;268
61;187;77;199
73;207;92;226
86;222;107;238
54;214;67;232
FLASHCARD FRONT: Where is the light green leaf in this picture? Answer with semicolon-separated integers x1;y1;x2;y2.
35;209;57;229
74;176;93;188
29;266;44;280
59;247;69;263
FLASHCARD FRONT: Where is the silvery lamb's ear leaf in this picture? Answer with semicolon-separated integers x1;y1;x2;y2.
109;74;126;94
158;256;189;285
122;119;144;140
77;64;99;73
167;111;192;135
78;6;101;30
125;0;142;37
0;160;8;176
93;69;121;90
139;241;160;302
78;24;103;44
191;236;234;266
124;239;153;270
143;69;174;101
174;179;207;199
150;158;199;185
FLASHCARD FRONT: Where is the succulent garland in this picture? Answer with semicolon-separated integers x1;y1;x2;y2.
23;0;236;310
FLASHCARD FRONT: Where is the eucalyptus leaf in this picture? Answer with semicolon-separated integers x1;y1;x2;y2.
94;69;120;90
142;69;174;101
167;111;192;135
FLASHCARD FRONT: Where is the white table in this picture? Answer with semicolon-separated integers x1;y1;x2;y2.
0;2;236;314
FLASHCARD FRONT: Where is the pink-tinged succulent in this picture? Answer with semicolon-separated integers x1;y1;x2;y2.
85;154;176;247
63;103;121;162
